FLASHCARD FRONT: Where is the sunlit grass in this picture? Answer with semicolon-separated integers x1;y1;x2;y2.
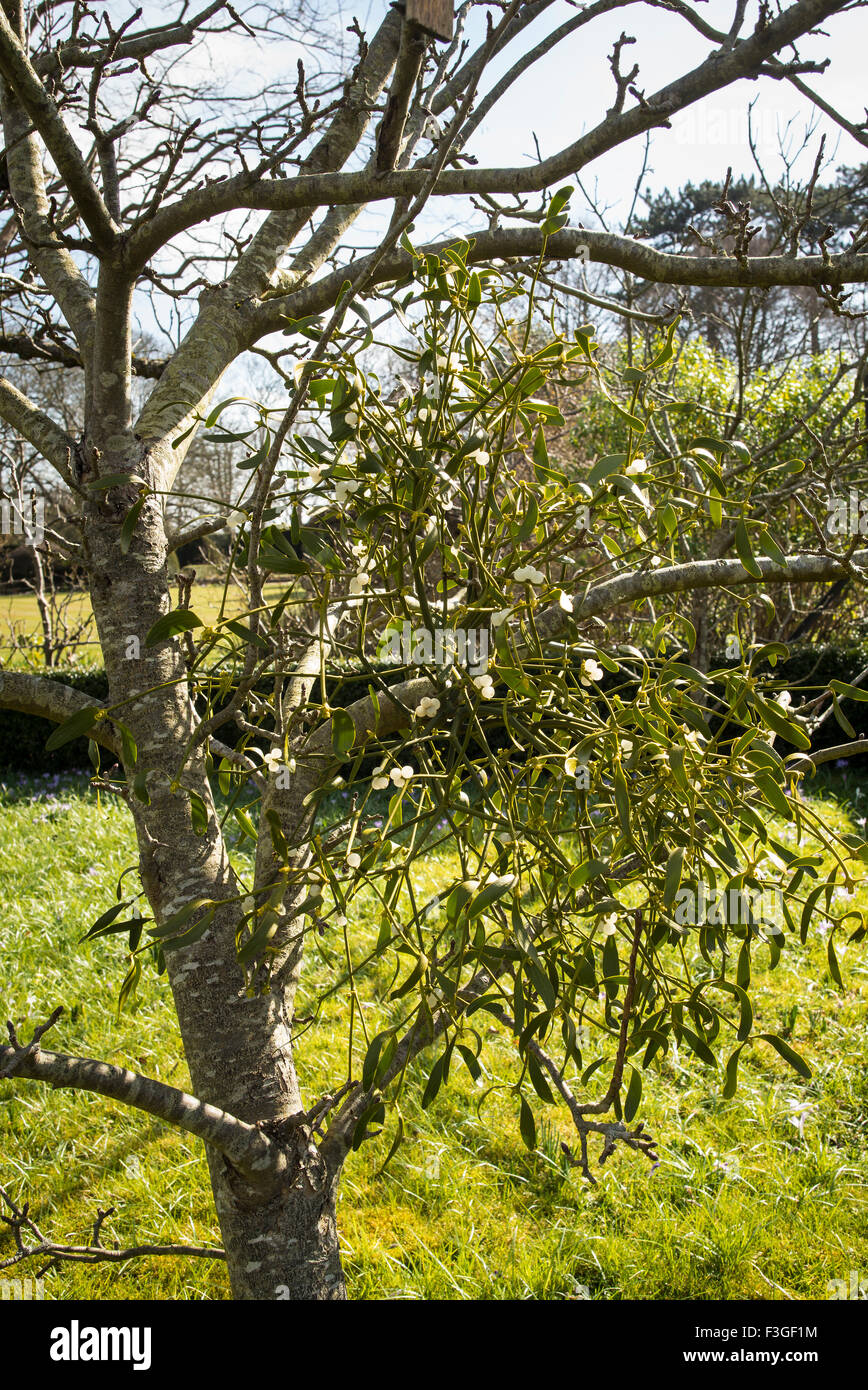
0;580;286;668
0;767;866;1300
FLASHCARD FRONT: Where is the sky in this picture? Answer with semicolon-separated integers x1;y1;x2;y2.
162;0;868;235
106;1;868;386
459;0;867;219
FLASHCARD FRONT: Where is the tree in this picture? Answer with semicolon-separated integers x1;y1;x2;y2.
558;334;866;652
630;161;868;360
1;0;868;1301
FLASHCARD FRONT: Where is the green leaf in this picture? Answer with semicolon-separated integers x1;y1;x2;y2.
362;1030;393;1090
569;858;607;891
541;184;573;235
623;1065;642;1123
829;679;868;703
86;472;145;492
119;492;147;554
610;401;645;432
756;528;788;568
389;955;427;1001
532;425;549;474
132;769;150;804
446;879;479;921
265;809;289;862
83;911;143;945
82;900;138;941
330;708;356;759
457;1043;482;1082
189;789;209;835
722;1045;743;1099
663;846;685;909
224;618;270;651
526;1050;554;1104
649;317;679;370
602;932;620;999
718;979;753;1042
588;454;626;486
681;1027;716;1066
45;705;101;751
145;609;203;646
548;185;574;215
372;1115;405;1179
351;1099;386;1151
736;940;751;988
116;720;137;768
467;874;515;918
755;771;792;820
751;694;811;749
758;1032;811;1079
800;883;826;944
516;492;539;544
735;519;763;579
526;959;557;1011
421;1054;445;1109
149;896;217;940
827;933;843;989
494;665;531;694
117;955;142;1015
234;806;257;841
519;1095;537;1151
613;767;632;842
158;908;216;955
831;693;856;739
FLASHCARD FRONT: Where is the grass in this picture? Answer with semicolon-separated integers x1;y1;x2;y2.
0;579;285;667
0;767;866;1301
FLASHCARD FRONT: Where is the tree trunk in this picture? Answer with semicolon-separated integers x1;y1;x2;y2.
207;1150;345;1300
81;460;346;1300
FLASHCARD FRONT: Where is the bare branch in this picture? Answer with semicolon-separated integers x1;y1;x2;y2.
124;0;851;269
0;7;116;249
0;1183;224;1273
0;374;75;478
375;20;429;173
0;330;165;377
0;669;119;755
254;226;868;349
166;514;231;556
1;1008;288;1196
787;739;868;771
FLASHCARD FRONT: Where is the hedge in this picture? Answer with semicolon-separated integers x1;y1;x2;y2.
1;642;867;775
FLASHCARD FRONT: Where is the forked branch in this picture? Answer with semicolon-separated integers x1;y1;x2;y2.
0;1008;288;1196
0;1183;225;1275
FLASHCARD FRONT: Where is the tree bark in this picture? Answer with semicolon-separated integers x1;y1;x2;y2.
206;1149;344;1300
81;452;346;1300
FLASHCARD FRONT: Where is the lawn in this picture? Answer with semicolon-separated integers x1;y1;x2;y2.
0;580;286;667
0;766;866;1301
